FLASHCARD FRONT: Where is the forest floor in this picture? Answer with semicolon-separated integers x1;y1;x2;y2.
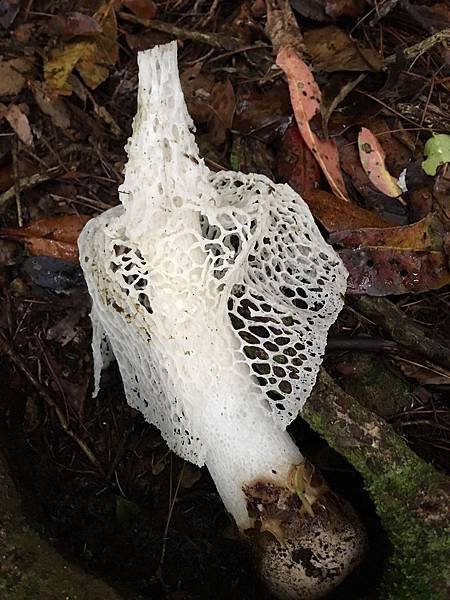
0;1;449;598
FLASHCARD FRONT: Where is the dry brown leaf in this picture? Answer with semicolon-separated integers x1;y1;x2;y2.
3;104;33;146
0;58;33;97
276;46;350;201
29;80;72;130
181;67;235;146
121;0;157;19
303;190;392;231
0;214;91;263
44;4;118;94
304;26;381;72
49;12;101;39
394;357;450;386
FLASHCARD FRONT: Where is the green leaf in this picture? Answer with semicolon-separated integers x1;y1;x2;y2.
422;134;450;176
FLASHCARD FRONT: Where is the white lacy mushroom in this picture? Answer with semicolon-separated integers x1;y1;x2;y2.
79;42;366;599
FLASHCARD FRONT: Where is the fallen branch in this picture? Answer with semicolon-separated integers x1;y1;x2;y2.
385;28;450;65
348;296;450;371
118;12;241;51
304;370;450;599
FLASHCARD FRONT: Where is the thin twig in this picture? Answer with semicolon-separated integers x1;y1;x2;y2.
0;169;60;214
118;12;241;51
11;141;22;226
0;332;104;475
384;28;450;65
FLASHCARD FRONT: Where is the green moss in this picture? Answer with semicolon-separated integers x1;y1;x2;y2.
303;373;450;599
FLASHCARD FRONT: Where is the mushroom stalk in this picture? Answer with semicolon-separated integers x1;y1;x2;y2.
79;42;366;598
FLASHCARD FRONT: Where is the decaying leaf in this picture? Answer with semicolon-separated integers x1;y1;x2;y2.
181;66;235;146
290;0;366;21
0;214;91;263
3;104;33;146
49;12;101;39
0;0;19;28
303;190;392;232
121;0;157;19
276;46;350;201
358;127;402;197
422;134;450;176
394;356;450;386
0;58;33;97
233;83;291;142
276;124;321;193
29;80;72;130
304;26;381;72
332;213;450;294
340;247;450;295
44;4;118;94
330;213;443;250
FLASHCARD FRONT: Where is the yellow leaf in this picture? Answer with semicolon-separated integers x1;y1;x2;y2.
44;5;118;94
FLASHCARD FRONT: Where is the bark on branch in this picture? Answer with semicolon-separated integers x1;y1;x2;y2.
304;370;450;599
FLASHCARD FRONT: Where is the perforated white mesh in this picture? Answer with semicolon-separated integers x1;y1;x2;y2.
79;44;347;507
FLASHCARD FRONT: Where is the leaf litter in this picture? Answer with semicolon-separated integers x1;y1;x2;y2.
1;0;450;598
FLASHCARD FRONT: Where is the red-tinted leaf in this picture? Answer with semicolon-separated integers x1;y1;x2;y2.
303;190;392;232
276;47;350;202
276;124;321;194
358;127;402;197
122;0;157;19
341;247;450;295
0;215;91;263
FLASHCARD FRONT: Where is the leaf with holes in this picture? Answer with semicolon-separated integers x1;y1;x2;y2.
332;214;450;294
340;247;450;295
358;127;402;197
0;214;91;263
276;46;350;202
